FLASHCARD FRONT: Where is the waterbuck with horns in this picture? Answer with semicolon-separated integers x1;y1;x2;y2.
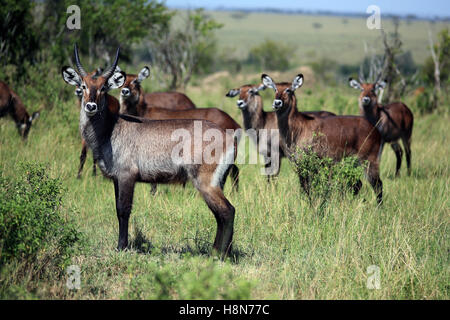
74;67;108;178
349;76;413;177
0;81;40;139
62;44;237;257
119;66;196;115
262;74;383;204
226;83;335;180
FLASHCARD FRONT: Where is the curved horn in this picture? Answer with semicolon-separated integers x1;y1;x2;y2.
102;47;120;79
74;43;87;77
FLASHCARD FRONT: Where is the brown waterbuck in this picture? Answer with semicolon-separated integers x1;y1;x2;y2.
74;68;106;178
349;77;413;176
0;81;39;139
62;44;237;257
120;67;240;191
226;84;335;180
262;74;383;204
119;66;196;115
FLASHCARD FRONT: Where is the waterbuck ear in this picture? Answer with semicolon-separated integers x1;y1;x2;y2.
107;71;126;90
137;66;150;83
375;80;387;90
261;74;276;91
30;111;40;122
62;66;81;86
115;65;121;73
349;78;362;90
255;84;266;92
291;74;304;91
225;88;240;97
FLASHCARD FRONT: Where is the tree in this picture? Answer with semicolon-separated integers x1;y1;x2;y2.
424;28;450;110
146;9;223;90
0;0;39;73
37;0;172;66
247;39;295;72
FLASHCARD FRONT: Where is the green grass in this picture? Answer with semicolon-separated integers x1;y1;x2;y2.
202;11;449;65
0;77;448;299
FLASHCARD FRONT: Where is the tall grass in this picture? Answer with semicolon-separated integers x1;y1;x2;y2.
0;75;448;299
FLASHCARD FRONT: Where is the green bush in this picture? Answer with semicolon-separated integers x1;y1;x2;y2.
123;257;252;300
0;162;82;268
247;39;296;71
292;146;365;210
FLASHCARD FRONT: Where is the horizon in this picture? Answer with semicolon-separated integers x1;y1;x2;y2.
164;0;450;19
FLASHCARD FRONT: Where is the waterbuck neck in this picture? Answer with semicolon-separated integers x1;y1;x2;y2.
360;100;382;130
275;93;310;154
241;95;266;131
79;94;117;163
120;89;141;115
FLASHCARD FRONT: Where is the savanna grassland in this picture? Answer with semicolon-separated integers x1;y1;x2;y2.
1;11;449;300
0;70;448;299
206;11;449;65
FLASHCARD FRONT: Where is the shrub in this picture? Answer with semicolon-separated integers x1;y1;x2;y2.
0;162;82;298
292;146;365;211
123;257;252;300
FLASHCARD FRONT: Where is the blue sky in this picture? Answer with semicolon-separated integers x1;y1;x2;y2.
164;0;450;18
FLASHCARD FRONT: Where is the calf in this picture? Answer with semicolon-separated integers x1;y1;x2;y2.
349;78;413;176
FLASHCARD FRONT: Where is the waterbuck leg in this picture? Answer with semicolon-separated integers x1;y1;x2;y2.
92;157;97;176
352;179;363;196
114;177;136;250
391;142;403;177
77;140;88;179
150;183;157;195
367;163;383;205
198;185;235;259
229;164;239;191
402;136;412;176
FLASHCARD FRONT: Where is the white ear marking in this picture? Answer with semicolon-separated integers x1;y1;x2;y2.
107;72;126;89
291;74;303;91
137;66;150;83
226;89;240;97
349;78;362;90
262;74;276;91
62;67;82;86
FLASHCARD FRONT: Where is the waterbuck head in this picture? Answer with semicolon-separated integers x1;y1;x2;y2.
349;78;386;110
62;44;125;117
262;73;304;112
225;84;265;110
74;68;103;101
120;66;150;103
20;111;40;139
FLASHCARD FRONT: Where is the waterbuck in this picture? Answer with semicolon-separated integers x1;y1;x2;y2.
0;81;39;139
119;66;196;115
262;74;383;204
62;45;237;257
349;78;414;176
120;67;240;192
226;84;335;180
74;68;107;178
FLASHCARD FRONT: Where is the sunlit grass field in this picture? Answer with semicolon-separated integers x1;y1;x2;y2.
0;73;448;299
203;11;449;65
